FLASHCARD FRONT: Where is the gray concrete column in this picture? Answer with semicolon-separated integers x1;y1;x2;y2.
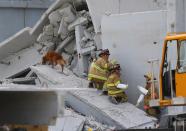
167;0;176;32
175;0;185;32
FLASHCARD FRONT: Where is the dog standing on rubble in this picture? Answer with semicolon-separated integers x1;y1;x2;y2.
42;51;66;72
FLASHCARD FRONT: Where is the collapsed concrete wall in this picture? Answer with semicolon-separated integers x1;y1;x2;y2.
0;0;97;79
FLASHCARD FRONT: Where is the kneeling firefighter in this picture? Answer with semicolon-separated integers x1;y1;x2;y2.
88;49;112;90
106;64;128;104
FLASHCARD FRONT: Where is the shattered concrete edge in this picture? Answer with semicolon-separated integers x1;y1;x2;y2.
65;90;157;130
0;27;34;60
30;0;71;37
65;91;125;130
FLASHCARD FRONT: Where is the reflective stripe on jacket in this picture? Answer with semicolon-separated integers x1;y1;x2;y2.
88;57;110;81
144;84;158;109
106;73;124;96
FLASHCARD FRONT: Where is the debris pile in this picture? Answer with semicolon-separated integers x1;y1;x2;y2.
35;2;97;74
49;108;113;131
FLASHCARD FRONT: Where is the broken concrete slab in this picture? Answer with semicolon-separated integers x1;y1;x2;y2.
68;17;88;31
37;32;53;43
0;27;34;60
3;77;36;84
49;109;85;131
66;89;157;130
49;10;62;26
0;47;42;80
31;65;89;87
55;35;75;53
43;24;55;36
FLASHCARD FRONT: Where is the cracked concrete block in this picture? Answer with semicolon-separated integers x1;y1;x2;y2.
49;109;85;131
43;41;55;46
58;19;69;40
66;90;157;130
64;40;76;54
53;24;60;37
43;24;54;36
55;35;75;53
58;4;76;23
37;32;53;43
48;10;62;26
51;37;60;44
68;17;88;31
58;5;76;39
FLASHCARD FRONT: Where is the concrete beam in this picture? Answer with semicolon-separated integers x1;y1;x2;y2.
0;91;59;125
66;90;157;130
31;65;89;87
0;0;55;9
0;27;34;60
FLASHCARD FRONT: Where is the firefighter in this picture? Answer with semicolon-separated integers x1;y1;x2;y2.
144;73;160;118
88;49;112;90
106;64;128;104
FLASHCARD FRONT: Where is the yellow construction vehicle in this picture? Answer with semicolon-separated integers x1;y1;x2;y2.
149;33;186;107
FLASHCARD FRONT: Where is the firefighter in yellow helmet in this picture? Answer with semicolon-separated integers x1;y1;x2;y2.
106;64;128;104
88;49;112;90
144;73;160;117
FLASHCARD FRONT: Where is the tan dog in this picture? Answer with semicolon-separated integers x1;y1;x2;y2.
42;51;66;72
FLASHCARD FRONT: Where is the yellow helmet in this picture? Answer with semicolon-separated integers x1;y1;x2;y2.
98;49;110;57
144;72;152;80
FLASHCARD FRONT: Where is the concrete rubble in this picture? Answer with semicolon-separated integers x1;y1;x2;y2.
34;0;96;76
49;108;85;131
49;108;113;131
66;90;157;130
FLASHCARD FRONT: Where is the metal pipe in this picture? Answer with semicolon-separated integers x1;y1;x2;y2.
150;61;154;99
169;61;174;99
157;60;160;99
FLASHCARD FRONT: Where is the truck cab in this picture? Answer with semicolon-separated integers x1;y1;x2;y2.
150;33;186;107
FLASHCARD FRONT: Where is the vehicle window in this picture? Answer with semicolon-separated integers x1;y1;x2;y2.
178;40;186;73
164;40;178;74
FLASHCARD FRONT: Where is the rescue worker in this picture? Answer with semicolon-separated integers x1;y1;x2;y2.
106;64;128;104
88;49;111;90
144;73;160;118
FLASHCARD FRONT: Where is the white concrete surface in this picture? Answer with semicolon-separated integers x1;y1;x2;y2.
0;28;34;60
66;90;157;129
49;109;85;131
31;65;89;87
0;47;41;80
175;0;186;32
101;11;167;104
0;89;59;125
86;0;166;33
